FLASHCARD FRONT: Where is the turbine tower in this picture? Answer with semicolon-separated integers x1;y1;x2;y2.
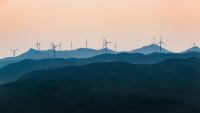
35;41;41;51
157;34;166;53
194;42;196;47
153;36;156;45
103;37;112;54
58;43;62;51
70;42;73;51
114;43;117;52
10;49;18;57
50;42;58;59
86;40;88;48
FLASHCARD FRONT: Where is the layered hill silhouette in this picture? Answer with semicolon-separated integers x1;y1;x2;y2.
0;59;69;84
0;58;199;113
130;44;171;54
0;52;200;84
0;48;115;68
1;44;200;68
183;46;200;53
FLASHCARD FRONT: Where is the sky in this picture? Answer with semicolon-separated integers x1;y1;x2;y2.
0;0;200;58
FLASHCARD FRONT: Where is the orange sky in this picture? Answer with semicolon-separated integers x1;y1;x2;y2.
0;0;200;57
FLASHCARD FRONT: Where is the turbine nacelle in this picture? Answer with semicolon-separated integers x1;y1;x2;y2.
155;34;166;53
10;49;18;57
102;37;112;54
50;42;59;59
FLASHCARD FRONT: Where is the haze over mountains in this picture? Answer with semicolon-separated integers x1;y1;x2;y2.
0;52;200;84
0;48;114;68
0;43;199;85
0;44;199;68
0;58;199;113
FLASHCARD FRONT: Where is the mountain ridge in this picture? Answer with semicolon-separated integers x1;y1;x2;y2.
183;46;200;53
0;52;200;84
1;44;199;68
130;44;171;54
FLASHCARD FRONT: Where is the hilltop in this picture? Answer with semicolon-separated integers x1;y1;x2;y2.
183;46;200;53
130;44;171;54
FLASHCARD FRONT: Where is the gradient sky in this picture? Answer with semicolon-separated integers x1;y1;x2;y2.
0;0;200;58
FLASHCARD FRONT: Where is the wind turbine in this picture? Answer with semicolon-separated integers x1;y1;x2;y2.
153;36;156;45
70;42;73;51
58;43;62;51
50;42;59;59
86;40;88;48
156;34;166;53
35;41;41;51
10;49;18;57
194;41;196;47
103;37;112;54
114;43;117;53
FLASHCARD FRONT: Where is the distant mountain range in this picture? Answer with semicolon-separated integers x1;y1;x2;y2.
0;52;200;84
0;44;200;68
0;58;199;113
7;48;115;60
0;48;115;68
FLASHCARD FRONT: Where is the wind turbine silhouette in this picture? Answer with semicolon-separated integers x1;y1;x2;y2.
194;41;196;47
153;36;156;45
86;40;88;48
35;41;41;51
50;42;59;59
70;42;73;51
114;43;117;53
156;34;166;53
103;37;112;54
58;43;62;51
10;49;18;57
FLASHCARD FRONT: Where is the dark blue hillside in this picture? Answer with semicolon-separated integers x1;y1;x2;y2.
0;58;199;113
